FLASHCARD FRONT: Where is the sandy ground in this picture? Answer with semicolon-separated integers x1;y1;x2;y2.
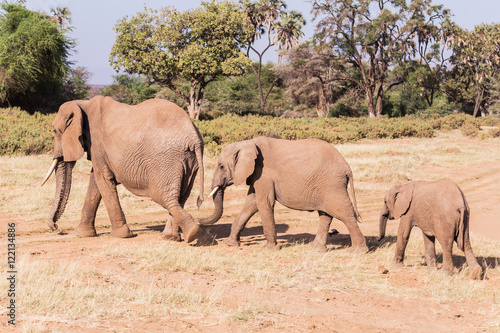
1;138;499;332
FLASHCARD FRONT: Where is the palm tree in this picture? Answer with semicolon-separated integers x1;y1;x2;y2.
50;7;72;31
241;0;305;114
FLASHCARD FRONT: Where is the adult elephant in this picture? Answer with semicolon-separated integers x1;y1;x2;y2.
41;96;204;243
378;178;482;279
199;137;368;252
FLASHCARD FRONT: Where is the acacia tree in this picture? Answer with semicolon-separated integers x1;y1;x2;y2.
279;42;349;117
311;0;448;117
240;0;305;113
110;1;251;120
451;23;500;117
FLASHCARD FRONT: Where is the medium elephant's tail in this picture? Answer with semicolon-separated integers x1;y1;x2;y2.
456;187;470;252
347;172;362;222
195;141;204;208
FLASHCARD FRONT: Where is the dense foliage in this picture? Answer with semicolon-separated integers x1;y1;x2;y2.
3;106;498;157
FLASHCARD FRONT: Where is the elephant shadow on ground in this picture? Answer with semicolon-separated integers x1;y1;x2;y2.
367;235;398;252
451;254;500;271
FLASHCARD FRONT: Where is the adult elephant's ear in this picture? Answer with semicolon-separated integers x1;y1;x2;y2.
393;182;415;219
60;101;85;162
233;141;258;186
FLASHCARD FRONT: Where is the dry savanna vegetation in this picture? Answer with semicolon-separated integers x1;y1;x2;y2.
1;128;500;332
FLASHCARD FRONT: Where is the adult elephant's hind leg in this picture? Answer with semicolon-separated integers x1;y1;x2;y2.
167;203;200;243
310;211;332;253
75;170;101;237
325;199;368;253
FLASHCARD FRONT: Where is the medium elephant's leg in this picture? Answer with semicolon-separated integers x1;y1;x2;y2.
422;233;437;269
462;232;482;279
223;190;258;247
75;170;101;237
310;211;332;253
93;170;133;238
255;187;279;250
394;217;413;265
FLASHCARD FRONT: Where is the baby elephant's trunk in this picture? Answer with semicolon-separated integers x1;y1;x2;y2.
378;206;389;241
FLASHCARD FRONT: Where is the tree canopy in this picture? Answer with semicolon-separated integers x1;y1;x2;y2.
0;2;73;110
311;0;449;117
110;0;251;119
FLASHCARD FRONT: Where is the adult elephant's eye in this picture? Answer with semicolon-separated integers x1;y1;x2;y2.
219;165;224;170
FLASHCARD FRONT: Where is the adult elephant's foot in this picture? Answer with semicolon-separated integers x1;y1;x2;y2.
74;224;97;237
349;243;369;254
262;242;280;251
182;223;201;243
470;265;483;280
222;237;240;247
110;224;134;238
309;240;327;253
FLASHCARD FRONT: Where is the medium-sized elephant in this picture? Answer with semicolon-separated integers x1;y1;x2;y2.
41;96;204;243
199;136;368;252
378;178;482;279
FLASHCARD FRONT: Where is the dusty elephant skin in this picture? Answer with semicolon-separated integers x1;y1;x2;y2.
42;96;204;243
199;136;368;252
378;178;483;279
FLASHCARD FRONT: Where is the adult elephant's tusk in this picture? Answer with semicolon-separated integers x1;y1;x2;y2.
208;186;219;198
41;159;58;186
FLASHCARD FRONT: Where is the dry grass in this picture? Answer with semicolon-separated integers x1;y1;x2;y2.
1;129;500;331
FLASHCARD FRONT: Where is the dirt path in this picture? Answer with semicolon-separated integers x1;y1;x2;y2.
1;141;499;332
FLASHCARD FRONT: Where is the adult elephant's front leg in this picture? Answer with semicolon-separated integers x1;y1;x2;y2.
75;170;101;237
93;170;133;238
223;191;258;247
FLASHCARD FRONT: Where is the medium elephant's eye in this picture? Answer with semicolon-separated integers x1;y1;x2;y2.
219;165;224;170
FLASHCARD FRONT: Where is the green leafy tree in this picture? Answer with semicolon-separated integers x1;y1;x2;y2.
311;0;449;117
110;1;251;119
240;0;305;113
450;23;500;117
100;74;159;105
61;66;92;101
0;2;73;110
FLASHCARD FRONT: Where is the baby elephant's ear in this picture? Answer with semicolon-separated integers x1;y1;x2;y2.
233;141;258;186
393;182;415;219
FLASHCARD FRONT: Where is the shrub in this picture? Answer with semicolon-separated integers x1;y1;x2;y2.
0;108;54;155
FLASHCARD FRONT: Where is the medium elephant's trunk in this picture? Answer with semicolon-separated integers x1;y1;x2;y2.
198;186;224;225
46;160;75;231
378;207;389;241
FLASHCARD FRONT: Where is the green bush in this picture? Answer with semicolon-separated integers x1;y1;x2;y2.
0;108;54;155
2;107;499;157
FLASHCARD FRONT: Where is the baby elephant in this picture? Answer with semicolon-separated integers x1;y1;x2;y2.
378;178;482;279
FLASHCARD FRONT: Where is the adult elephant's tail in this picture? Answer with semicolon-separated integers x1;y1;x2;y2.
195;141;204;208
347;171;362;222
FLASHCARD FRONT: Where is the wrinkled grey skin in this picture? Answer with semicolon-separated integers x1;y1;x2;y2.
199;136;368;252
378;178;482;279
44;96;204;243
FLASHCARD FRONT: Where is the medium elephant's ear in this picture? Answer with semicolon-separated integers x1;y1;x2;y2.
393;182;415;219
233;141;258;186
60;102;84;162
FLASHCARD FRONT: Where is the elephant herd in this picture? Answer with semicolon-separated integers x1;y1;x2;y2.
41;96;483;280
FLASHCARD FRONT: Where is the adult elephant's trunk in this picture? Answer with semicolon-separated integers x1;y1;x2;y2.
198;186;224;225
378;207;389;242
46;160;75;231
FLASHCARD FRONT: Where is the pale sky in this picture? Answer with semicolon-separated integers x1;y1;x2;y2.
21;0;500;84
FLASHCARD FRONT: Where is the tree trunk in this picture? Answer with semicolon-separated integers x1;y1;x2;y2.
375;94;383;117
473;86;485;117
366;90;376;118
